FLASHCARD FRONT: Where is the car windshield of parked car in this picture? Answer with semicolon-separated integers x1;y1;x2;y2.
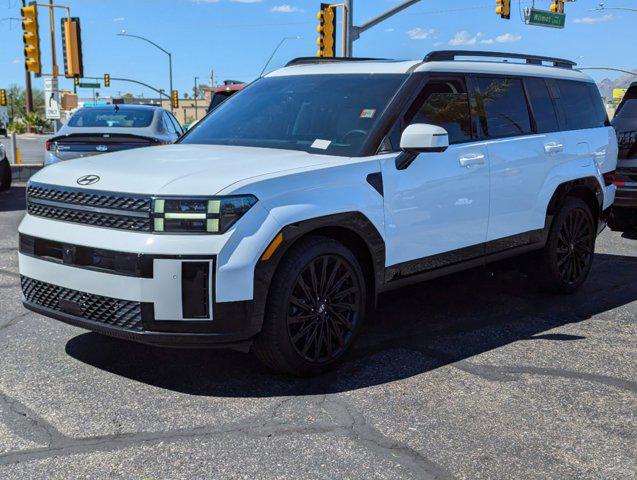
68;107;155;128
615;99;637;118
182;74;407;156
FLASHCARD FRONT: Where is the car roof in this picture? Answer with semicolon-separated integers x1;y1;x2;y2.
267;52;593;83
80;104;163;110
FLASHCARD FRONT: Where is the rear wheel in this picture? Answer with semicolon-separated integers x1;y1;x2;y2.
252;236;366;376
0;158;11;192
531;197;596;294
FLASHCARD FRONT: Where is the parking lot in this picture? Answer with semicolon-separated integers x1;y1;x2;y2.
0;184;635;479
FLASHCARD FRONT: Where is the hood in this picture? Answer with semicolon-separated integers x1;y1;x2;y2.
31;144;334;195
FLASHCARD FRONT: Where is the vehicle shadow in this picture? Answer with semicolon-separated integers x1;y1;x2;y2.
0;186;26;213
65;252;637;397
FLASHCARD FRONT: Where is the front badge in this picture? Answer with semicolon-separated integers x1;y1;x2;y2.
77;174;100;186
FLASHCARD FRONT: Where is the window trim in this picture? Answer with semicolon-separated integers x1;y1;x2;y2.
523;77;561;135
470;73;535;141
547;78;609;132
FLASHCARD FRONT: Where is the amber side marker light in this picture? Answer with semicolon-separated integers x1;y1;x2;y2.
261;232;283;261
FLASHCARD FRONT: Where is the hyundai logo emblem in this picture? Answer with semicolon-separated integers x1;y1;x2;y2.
77;175;100;186
96;145;108;152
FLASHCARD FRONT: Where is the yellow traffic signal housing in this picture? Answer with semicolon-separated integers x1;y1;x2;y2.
0;89;6;107
21;4;41;76
104;74;110;87
550;0;565;13
172;90;179;109
317;3;336;57
74;76;79;86
496;0;511;19
61;17;84;78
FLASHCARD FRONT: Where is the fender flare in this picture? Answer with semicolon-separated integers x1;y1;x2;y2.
545;176;603;227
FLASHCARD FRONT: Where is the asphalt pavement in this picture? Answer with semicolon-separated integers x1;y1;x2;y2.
0;184;635;479
0;135;48;165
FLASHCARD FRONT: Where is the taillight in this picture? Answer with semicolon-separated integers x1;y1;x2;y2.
45;141;51;151
602;171;615;186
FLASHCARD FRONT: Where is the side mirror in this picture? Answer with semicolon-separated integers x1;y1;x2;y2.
400;123;449;153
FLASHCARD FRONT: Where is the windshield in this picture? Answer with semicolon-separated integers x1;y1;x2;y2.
182;74;406;156
68;107;155;128
615;99;637;119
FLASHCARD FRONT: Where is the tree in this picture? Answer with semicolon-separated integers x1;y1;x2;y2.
122;93;134;98
6;84;45;121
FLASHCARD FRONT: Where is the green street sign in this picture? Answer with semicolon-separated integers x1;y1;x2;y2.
526;8;566;28
78;82;101;88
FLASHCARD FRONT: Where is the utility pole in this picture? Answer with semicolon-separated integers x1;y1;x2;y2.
345;0;422;56
193;76;199;120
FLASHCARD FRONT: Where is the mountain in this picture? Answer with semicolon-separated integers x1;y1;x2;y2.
596;69;637;100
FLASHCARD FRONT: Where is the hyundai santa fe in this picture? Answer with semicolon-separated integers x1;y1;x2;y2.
19;51;617;376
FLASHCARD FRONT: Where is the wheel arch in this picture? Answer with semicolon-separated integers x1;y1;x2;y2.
545;176;603;228
251;212;385;332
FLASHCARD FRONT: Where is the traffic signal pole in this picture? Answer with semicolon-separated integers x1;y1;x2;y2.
345;0;422;56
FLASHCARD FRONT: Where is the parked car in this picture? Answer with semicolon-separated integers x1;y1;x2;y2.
19;51;617;376
206;81;246;114
0;143;11;191
44;104;183;166
609;81;637;233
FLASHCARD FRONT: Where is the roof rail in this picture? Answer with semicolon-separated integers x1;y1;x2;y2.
423;50;576;69
285;57;387;67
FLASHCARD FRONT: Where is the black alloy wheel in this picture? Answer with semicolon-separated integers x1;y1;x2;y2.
555;207;595;285
286;254;361;364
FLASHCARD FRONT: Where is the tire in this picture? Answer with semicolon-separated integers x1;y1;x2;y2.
252;236;366;376
530;197;596;294
0;158;11;192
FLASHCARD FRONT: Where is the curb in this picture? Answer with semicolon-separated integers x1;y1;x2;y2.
10;164;44;182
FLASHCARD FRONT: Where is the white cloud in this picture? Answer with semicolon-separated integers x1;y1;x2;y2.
384;28;395;33
573;14;613;24
12;59;20;64
407;27;435;40
113;16;125;22
449;30;481;46
479;32;522;44
192;0;220;3
271;5;303;13
231;0;262;3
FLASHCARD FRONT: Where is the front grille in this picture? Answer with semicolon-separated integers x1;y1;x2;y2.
27;184;151;212
21;276;143;331
27;183;152;232
27;202;151;231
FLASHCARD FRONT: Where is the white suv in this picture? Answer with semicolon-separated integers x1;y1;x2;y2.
19;51;617;376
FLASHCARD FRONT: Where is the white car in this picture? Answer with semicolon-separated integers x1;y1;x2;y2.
19;51;617;376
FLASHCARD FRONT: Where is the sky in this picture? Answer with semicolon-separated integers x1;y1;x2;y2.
0;0;633;98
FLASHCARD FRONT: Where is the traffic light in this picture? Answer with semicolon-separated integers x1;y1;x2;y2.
172;90;179;109
496;0;511;19
21;3;41;76
104;74;110;87
61;17;84;78
74;76;79;86
317;3;336;57
0;89;6;107
550;0;565;13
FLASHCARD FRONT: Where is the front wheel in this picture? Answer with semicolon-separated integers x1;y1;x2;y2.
253;236;366;376
531;197;596;294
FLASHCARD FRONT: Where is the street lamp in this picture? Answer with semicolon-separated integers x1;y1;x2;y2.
117;30;174;112
194;76;199;121
259;36;301;77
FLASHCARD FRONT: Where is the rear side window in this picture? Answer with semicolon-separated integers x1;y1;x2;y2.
405;77;474;144
524;77;559;133
476;77;532;138
552;80;608;130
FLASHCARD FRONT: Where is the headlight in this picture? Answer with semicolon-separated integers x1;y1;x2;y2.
152;195;257;234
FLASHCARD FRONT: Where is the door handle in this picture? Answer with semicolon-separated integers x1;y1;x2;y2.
544;142;564;154
459;153;485;168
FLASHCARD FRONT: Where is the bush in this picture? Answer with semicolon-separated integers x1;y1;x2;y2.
8;119;26;134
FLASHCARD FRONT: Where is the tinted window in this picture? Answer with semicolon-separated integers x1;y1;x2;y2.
476;77;531;138
182;74;407;157
524;77;559;133
615;99;637;118
162;113;176;134
68;107;154;128
553;80;607;130
168;113;183;134
406;77;473;144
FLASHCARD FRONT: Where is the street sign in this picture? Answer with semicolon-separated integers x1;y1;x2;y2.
525;8;566;28
44;77;61;120
613;88;628;100
78;82;100;88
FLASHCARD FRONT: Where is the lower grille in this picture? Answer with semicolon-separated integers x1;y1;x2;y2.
21;276;143;331
27;202;151;232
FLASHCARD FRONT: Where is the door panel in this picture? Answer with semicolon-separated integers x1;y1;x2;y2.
381;143;490;267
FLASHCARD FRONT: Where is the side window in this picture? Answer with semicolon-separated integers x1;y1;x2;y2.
405;77;474;144
476;77;532;138
553;80;607;130
168;113;183;135
524;77;559;133
162;113;177;135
